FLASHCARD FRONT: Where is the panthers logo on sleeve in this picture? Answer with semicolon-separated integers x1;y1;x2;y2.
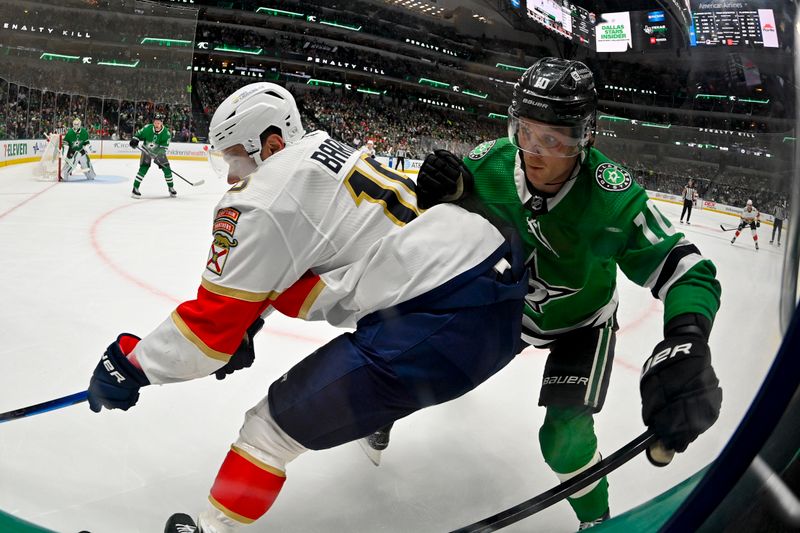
206;207;241;276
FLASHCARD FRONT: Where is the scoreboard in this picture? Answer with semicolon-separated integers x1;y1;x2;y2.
525;0;595;48
689;1;779;47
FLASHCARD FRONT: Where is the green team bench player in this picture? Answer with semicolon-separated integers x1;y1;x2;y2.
375;58;724;530
129;113;175;198
62;118;96;180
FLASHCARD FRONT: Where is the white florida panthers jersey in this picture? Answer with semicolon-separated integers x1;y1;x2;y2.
132;131;505;384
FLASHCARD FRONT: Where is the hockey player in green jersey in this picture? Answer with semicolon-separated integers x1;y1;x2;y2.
372;58;723;529
62;118;96;180
129;113;175;198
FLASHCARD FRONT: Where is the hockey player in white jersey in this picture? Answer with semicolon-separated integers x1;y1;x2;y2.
86;82;528;532
730;199;761;250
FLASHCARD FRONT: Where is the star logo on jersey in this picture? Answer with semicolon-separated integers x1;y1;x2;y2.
525;249;578;313
468;140;496;160
595;163;632;192
526;217;559;258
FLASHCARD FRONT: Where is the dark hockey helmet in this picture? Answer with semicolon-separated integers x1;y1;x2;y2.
154;112;166;122
509;57;597;157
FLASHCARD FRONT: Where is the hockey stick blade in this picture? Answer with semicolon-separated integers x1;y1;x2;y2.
137;146;203;187
0;391;88;424
719;224;737;232
450;430;656;533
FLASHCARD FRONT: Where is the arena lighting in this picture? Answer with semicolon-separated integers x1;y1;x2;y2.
214;45;262;55
496;63;527;72
97;59;140;68
140;37;192;47
642;122;671;128
488;112;508;119
463;89;488;99
783;136;796;142
39;53;79;61
695;94;770;104
598;115;630;122
307;78;342;87
357;88;384;94
255;7;305;18
418;78;450;88
319;20;362;31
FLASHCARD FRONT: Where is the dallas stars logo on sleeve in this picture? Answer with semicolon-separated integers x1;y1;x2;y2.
468;140;496;160
525;249;578;313
595;163;632;191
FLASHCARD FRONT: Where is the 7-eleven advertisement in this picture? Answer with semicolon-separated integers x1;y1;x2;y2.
596;11;632;52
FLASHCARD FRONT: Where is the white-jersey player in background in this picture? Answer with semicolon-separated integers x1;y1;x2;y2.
730;199;761;250
85;82;528;532
362;138;376;157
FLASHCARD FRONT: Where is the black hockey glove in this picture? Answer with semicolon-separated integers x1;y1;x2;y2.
79;148;86;156
640;314;721;456
129;137;140;149
214;317;265;380
756;221;761;228
416;149;474;209
88;334;150;412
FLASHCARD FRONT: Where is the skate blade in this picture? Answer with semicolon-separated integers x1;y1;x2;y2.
357;438;382;466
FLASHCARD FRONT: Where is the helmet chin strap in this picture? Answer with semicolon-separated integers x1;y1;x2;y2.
245;138;265;166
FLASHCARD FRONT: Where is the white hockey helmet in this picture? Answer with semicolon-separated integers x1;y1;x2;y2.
209;82;305;166
72;118;81;130
747;199;753;206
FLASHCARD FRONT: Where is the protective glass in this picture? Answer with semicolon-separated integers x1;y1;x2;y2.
508;111;590;158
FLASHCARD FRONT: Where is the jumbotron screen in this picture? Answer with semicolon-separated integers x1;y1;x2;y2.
689;0;779;47
524;0;596;48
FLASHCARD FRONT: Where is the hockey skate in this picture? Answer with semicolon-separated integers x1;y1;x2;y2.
730;237;736;244
579;509;610;530
358;423;393;466
131;188;142;199
755;242;759;250
169;187;177;197
164;513;199;533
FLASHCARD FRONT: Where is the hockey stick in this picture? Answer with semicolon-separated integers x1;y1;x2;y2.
137;145;205;187
0;391;88;424
720;224;738;232
449;430;656;533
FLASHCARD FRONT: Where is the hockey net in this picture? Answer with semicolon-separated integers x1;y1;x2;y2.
34;133;62;181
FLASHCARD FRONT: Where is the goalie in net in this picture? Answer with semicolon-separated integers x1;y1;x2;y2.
61;119;96;180
36;119;97;181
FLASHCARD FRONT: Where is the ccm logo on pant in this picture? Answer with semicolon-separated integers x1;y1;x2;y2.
642;343;693;376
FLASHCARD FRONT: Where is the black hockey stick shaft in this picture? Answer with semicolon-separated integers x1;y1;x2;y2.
720;224;737;232
0;391;88;424
137;146;204;186
450;430;656;533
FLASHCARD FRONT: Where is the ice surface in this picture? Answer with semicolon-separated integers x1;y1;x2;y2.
0;160;784;532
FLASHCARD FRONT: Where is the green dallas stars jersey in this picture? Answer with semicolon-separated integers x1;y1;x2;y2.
133;124;171;156
63;127;90;154
461;138;721;346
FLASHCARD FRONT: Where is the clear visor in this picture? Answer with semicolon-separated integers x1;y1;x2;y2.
208;148;230;181
508;113;590;158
